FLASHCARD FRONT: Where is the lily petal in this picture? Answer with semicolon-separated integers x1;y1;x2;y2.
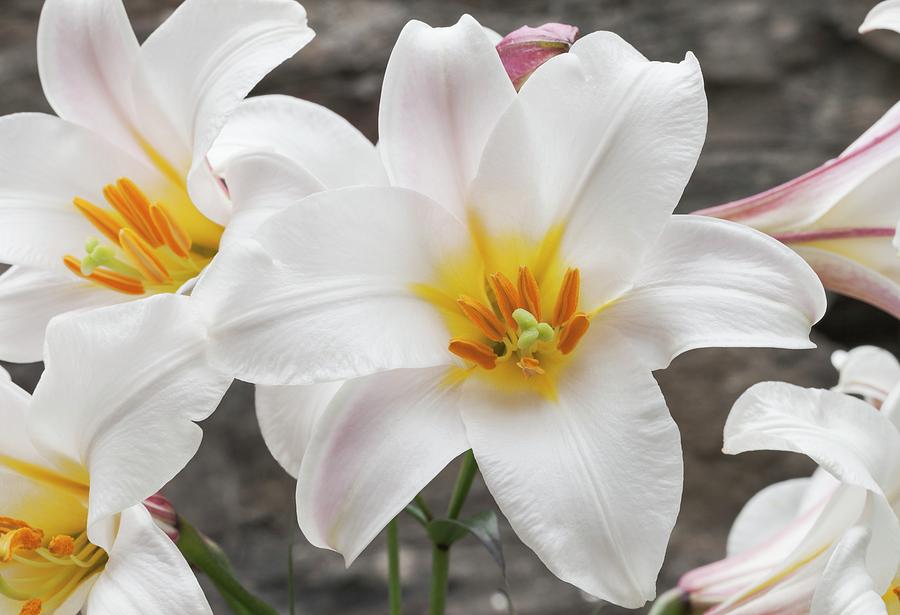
469;31;706;306
37;0;141;159
860;0;900;34
378;14;516;218
831;345;900;402
0;113;165;270
85;504;211;614
210;94;388;190
197;186;469;385
0;267;124;363
296;367;467;564
28;294;231;536
460;333;681;607
724;382;900;496
255;382;342;478
726;478;813;557
138;0;315;224
592;216;825;371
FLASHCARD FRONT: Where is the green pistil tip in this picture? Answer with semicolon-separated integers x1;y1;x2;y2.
536;322;554;342
517;328;539;351
513;308;555;352
84;237;100;253
512;308;538;330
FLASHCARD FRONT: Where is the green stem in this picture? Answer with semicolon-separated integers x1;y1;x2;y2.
428;545;451;615
387;519;402;615
428;450;479;615
176;516;280;615
415;494;435;521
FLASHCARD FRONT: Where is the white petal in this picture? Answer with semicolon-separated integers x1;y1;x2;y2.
811;524;893;615
138;0;314;224
86;505;211;614
793;244;900;320
217;152;326;248
210;94;388;190
0;367;46;468
469;32;707;306
255;382;342;478
0;113;165;269
37;0;142;158
28;294;231;532
831;345;900;402
460;334;681;607
860;0;900;34
196;186;468;385
592;216;825;370
296;367;467;563
0;266;124;363
696;101;900;233
724;383;900;495
378;14;515;217
726;478;812;557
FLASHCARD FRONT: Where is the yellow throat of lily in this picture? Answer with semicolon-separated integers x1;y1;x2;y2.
416;215;591;400
63;169;224;296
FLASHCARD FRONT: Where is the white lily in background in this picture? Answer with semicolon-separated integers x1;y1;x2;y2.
0;295;231;614
693;0;900;319
678;346;900;614
0;0;318;363
195;14;827;606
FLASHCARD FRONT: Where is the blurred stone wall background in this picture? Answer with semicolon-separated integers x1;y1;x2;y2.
3;0;900;613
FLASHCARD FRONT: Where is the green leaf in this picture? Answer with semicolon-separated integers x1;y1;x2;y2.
176;516;281;615
426;510;506;573
648;588;690;615
404;501;431;527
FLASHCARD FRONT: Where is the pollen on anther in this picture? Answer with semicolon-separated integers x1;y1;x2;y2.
119;228;171;284
73;198;123;245
489;272;521;329
457;295;506;341
517;266;542;321
449;338;498;370
552;268;580;327
48;534;75;557
19;598;42;615
557;312;590;355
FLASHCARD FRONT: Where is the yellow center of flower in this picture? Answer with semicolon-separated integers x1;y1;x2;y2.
63;176;224;296
415;215;591;399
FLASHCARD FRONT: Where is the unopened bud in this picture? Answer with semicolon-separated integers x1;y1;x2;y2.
144;493;180;542
496;23;579;90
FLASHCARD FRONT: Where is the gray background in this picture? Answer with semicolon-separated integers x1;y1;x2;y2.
3;0;900;613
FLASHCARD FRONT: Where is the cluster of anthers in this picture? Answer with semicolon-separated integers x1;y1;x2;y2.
0;518;105;615
448;265;590;378
62;178;213;296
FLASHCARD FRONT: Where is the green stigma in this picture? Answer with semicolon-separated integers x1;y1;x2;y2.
80;238;141;278
513;308;555;352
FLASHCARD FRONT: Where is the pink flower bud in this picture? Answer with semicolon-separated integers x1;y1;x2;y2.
496;23;579;90
144;492;180;542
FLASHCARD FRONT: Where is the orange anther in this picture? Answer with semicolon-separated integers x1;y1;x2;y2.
516;356;545;378
63;255;146;296
489;272;520;329
48;534;75;557
150;203;192;259
456;295;506;342
517;266;541;321
119;228;170;284
448;338;498;370
557;312;590;355
0;527;43;562
19;599;42;615
551;268;580;327
72;198;122;245
117;178;164;246
103;184;159;247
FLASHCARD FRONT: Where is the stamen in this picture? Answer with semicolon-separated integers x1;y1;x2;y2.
516;357;545;378
0;527;44;562
456;295;506;341
557;312;590;355
103;184;159;247
72;198;122;245
150;203;192;258
489;272;521;329
19;599;41;615
517;266;542;321
551;268;580;327
63;256;145;296
48;536;74;557
119;229;171;284
448;338;498;370
117;179;165;246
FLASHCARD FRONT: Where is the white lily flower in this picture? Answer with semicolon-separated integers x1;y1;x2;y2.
0;294;231;614
679;347;900;614
693;1;900;319
195;15;826;606
0;0;323;363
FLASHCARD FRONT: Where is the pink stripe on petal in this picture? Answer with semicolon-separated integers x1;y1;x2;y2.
496;23;579;89
773;227;895;244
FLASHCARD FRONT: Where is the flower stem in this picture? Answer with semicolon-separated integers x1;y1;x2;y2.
428;450;479;615
387;519;402;615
